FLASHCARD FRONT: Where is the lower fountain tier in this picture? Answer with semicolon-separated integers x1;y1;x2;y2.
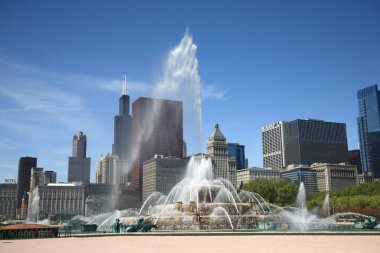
120;214;283;231
149;202;260;216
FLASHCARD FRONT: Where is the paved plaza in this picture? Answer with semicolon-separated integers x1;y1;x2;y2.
1;235;379;253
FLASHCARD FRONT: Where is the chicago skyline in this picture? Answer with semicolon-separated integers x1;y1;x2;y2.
0;1;379;182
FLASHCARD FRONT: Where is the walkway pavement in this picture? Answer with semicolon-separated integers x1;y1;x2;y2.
1;235;380;253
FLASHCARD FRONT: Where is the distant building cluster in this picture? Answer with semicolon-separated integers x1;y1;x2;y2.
1;81;379;221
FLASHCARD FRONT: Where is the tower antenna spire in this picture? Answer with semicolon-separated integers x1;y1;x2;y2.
122;74;127;95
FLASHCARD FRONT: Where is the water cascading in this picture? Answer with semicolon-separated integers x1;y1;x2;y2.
27;192;40;223
322;193;330;217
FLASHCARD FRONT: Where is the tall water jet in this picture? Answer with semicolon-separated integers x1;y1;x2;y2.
155;29;203;154
322;194;330;217
131;29;204;165
296;182;307;210
27;192;40;223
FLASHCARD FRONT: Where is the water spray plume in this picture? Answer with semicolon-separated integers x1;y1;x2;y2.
155;29;203;154
131;29;203;166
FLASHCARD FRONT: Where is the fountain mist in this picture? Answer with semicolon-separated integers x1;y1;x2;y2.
131;29;203;164
322;194;330;217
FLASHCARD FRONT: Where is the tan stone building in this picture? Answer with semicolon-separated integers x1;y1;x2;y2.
142;156;188;201
236;167;280;186
30;167;44;190
207;124;237;187
311;163;358;192
0;183;17;220
30;183;86;219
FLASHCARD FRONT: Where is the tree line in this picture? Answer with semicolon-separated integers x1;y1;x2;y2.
241;178;380;209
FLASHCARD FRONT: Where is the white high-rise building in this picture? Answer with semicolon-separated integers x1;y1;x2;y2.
262;121;287;169
207;124;236;187
96;154;128;185
96;154;117;184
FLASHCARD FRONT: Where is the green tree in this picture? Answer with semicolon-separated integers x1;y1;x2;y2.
308;181;380;209
275;183;298;206
242;178;298;206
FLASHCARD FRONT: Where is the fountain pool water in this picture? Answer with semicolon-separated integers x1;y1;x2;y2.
280;182;334;231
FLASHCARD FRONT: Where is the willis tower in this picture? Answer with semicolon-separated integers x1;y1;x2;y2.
112;75;132;179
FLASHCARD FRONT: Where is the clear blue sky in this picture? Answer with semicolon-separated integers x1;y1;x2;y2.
0;0;379;182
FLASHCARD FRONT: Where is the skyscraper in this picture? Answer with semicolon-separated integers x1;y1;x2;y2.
348;150;362;174
262;121;287;169
228;143;246;170
95;154;121;184
68;132;91;184
283;119;348;166
357;84;380;178
130;97;183;192
44;170;57;184
16;156;37;217
112;75;132;163
30;167;44;190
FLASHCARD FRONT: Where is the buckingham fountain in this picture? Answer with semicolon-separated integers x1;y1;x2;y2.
70;155;379;232
128;155;282;231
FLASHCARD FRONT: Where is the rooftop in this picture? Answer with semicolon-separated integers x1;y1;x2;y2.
0;224;60;231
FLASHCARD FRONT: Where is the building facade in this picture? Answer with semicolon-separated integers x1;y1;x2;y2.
114;159;129;186
68;132;91;184
280;165;318;195
357;84;380;178
357;173;374;184
228;143;246;170
96;154;118;184
348;150;362;174
30;183;86;220
44;171;57;185
85;184;116;216
30;167;44;190
142;156;188;201
112;76;132;176
16;156;37;219
283;119;348;166
131;97;184;193
0;183;17;220
207;124;237;187
262;121;287;169
236;167;280;186
368;130;380;178
311;163;358;192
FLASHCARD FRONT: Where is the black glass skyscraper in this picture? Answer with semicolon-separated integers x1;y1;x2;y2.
283;119;348;166
16;156;37;209
357;84;380;178
112;76;132;162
